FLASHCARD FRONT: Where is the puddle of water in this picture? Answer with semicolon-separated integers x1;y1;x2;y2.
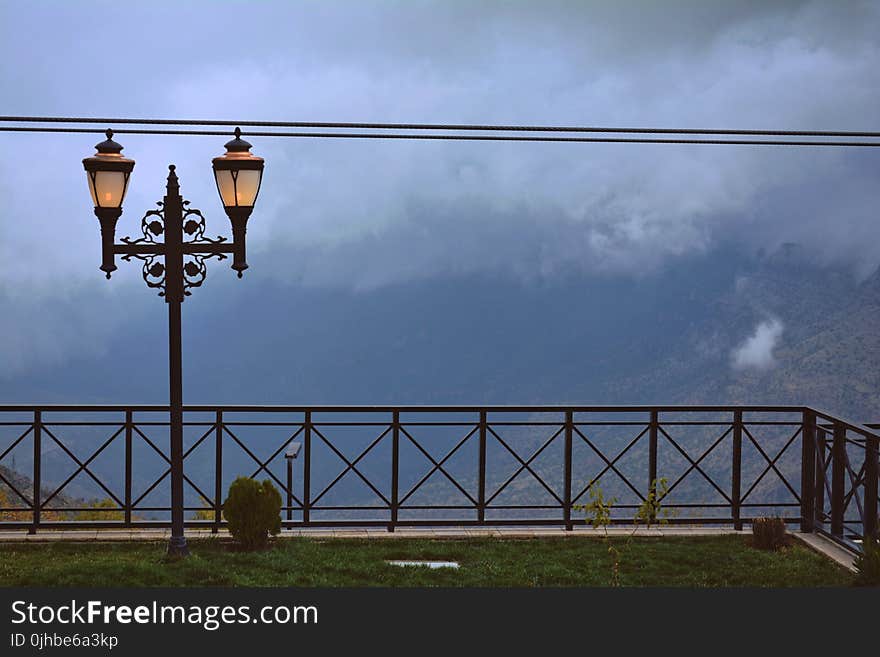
386;560;460;569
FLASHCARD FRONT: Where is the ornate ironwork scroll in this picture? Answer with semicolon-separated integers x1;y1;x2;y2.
119;199;228;297
120;201;168;296
181;201;227;295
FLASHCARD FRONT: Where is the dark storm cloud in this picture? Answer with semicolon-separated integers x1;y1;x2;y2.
0;0;878;368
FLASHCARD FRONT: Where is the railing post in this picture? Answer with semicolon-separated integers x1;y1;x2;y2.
124;409;133;527
815;427;826;528
478;410;487;524
800;410;816;533
864;432;878;540
213;410;222;533
648;409;658;502
390;410;400;532
564;410;573;531
29;410;41;535
831;423;846;538
286;454;293;525
731;410;742;531
303;411;311;525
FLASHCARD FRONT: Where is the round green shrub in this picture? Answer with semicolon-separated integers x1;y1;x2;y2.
223;477;282;550
750;516;788;550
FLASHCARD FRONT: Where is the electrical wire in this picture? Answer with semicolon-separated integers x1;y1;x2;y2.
0;116;878;146
1;115;878;137
0;125;877;147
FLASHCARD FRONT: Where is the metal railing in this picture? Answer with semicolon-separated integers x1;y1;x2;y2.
0;405;876;553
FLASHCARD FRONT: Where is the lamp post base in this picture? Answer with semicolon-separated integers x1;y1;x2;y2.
167;535;190;558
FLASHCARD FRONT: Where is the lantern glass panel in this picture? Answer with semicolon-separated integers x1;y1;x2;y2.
87;170;129;208
214;169;235;207
214;169;262;208
233;169;261;207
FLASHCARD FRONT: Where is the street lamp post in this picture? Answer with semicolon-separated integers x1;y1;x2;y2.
83;128;264;556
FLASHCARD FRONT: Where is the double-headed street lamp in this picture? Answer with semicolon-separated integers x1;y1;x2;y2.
82;128;264;556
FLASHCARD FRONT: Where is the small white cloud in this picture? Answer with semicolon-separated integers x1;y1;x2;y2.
731;318;784;371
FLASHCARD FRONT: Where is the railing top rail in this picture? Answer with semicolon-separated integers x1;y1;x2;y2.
2;403;874;439
0;403;810;413
809;407;880;441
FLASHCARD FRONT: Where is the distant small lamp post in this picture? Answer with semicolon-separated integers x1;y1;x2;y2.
82;128;264;556
285;442;302;523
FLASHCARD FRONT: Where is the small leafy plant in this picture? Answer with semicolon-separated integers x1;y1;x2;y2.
575;477;673;586
574;485;619;584
223;477;282;550
636;477;674;527
751;516;787;551
577;484;616;533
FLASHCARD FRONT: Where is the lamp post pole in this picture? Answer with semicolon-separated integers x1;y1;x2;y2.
164;166;187;556
83;129;264;557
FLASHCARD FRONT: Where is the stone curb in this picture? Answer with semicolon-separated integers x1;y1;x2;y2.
0;526;744;543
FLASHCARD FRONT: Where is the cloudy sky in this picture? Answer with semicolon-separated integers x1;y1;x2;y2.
0;0;878;375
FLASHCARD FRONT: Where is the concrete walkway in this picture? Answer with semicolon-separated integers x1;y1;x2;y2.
0;526;856;572
790;532;858;572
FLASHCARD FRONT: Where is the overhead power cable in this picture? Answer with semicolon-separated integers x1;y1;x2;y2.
1;115;879;137
0;125;876;147
0;116;878;146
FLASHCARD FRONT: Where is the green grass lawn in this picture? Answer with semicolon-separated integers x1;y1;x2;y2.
0;535;852;587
